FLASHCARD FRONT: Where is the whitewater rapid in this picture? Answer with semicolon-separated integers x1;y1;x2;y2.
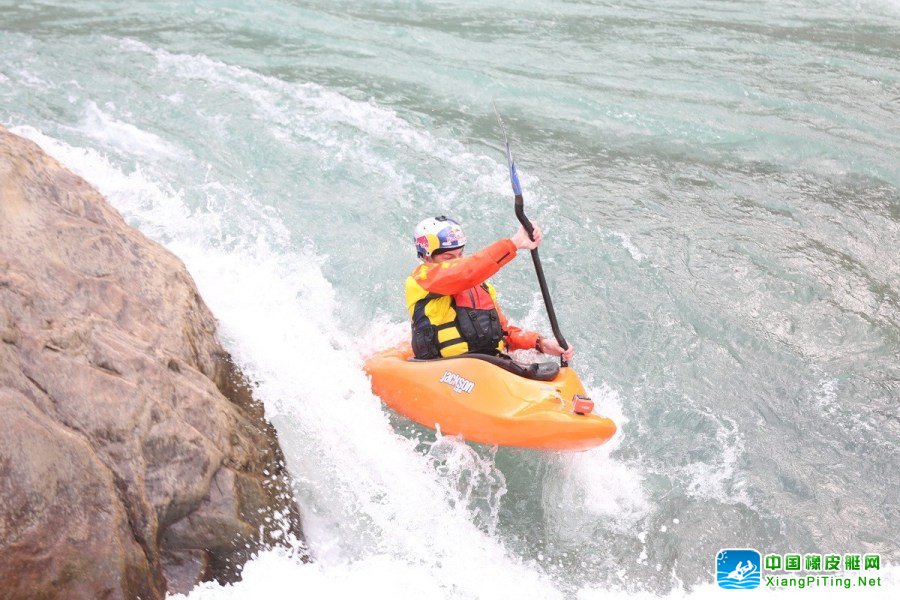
4;1;897;594
12;110;646;599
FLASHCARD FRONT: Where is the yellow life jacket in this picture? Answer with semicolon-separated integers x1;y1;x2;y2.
405;276;505;359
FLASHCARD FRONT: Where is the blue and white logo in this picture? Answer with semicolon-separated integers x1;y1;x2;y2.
716;549;761;589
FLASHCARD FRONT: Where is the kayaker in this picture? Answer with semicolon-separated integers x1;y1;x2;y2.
407;215;575;361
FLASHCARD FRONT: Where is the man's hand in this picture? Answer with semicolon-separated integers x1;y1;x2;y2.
539;338;574;362
511;224;542;250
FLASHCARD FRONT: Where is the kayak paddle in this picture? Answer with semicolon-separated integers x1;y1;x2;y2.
492;103;571;367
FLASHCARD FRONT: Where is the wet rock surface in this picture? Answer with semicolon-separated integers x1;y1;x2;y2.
0;126;303;599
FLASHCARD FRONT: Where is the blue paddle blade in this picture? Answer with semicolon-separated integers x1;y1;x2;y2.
504;141;523;196
495;103;523;197
509;159;523;197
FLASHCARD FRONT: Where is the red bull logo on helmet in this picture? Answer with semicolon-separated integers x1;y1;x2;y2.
416;233;440;256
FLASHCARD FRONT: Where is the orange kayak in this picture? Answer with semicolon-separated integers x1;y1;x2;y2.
364;345;616;451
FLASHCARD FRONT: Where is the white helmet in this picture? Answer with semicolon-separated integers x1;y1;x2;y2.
413;216;467;258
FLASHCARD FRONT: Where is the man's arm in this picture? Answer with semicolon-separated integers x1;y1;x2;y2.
412;239;517;295
491;285;576;360
496;303;541;351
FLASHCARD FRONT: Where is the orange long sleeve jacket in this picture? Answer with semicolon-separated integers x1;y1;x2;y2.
406;239;541;352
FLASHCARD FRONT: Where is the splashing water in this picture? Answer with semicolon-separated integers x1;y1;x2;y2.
2;1;897;597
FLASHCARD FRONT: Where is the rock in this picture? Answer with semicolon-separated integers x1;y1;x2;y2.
0;126;304;599
0;387;156;600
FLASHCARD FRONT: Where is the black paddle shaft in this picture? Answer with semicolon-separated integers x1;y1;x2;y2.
514;196;569;367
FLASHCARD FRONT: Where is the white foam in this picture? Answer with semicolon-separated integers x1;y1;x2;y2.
79;101;184;159
507;301;649;544
613;231;647;262
7;23;896;600
173;239;561;599
678;410;752;507
358;319;409;359
540;385;649;542
167;548;468;600
14;126;564;600
815;378;840;418
11;96;653;600
425;435;508;536
10;125;199;245
116;39;537;204
11;67;48;89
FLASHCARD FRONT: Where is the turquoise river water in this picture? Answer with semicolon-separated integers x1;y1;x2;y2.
1;1;898;598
